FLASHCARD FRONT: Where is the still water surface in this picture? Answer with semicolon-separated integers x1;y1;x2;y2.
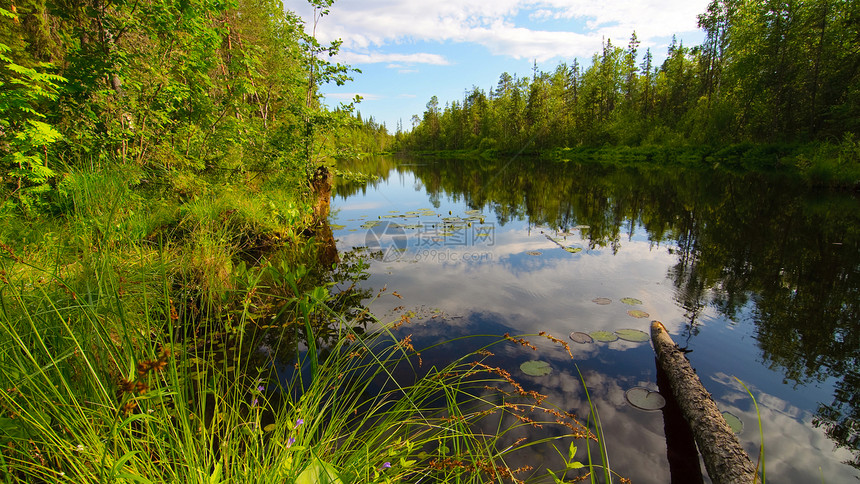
330;155;859;483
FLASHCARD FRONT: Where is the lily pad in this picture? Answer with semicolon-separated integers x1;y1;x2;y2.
615;329;649;342
625;387;666;411
627;309;650;319
526;251;542;256
592;297;611;305
563;247;582;253
569;332;594;344
620;297;643;305
589;331;619;342
722;411;743;434
520;360;552;376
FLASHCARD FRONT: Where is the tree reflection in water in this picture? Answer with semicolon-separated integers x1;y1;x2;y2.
335;155;860;468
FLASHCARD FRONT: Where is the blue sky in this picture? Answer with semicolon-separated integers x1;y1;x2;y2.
284;0;710;131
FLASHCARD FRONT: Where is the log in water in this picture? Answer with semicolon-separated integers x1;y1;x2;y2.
650;320;758;484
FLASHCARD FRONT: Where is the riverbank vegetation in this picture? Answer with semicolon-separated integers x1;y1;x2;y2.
0;1;607;482
399;0;860;185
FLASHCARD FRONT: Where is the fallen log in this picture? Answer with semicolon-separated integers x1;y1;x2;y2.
656;357;705;484
650;320;758;484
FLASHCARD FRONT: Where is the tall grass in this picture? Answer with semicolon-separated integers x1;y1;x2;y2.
736;377;766;484
0;253;600;483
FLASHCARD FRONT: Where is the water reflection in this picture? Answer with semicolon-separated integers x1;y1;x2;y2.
331;155;860;481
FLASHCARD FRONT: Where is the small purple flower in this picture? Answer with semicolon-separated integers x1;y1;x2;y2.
257;385;265;392
286;437;296;448
251;398;259;407
295;418;304;429
381;462;391;470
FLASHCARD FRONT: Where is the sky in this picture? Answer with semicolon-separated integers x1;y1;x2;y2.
284;0;711;132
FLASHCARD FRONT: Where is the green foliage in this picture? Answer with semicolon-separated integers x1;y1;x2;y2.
0;0;388;217
0;8;66;212
298;0;365;176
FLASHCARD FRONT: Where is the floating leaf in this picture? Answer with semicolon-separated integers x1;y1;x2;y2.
615;329;649;342
722;411;743;434
589;331;618;342
526;251;542;256
620;297;642;305
625;387;666;411
569;332;593;344
563;247;582;253
520;360;552;376
330;224;346;230
627;309;650;318
592;297;611;305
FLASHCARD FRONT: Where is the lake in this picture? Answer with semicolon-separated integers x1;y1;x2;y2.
329;154;859;483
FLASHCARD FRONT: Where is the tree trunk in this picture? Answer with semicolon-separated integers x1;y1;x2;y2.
650;321;758;484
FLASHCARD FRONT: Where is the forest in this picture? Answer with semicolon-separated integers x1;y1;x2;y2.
0;0;390;214
400;0;860;166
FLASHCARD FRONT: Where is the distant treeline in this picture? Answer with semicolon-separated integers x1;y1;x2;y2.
399;0;860;153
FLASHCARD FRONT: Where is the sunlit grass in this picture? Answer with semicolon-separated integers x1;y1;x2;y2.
0;258;598;483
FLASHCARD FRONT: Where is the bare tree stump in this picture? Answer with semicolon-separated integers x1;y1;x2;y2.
310;165;339;266
650;320;758;484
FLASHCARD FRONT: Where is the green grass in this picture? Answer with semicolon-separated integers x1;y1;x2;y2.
735;377;766;484
0;257;600;483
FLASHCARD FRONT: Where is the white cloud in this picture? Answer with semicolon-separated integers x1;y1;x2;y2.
335;51;451;66
286;0;710;62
